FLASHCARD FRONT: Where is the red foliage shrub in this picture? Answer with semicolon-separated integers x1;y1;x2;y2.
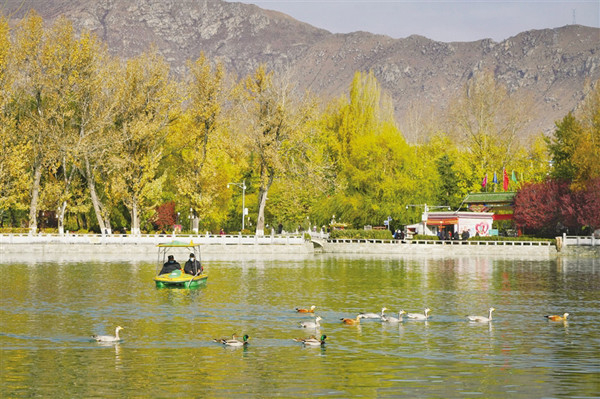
154;201;176;231
514;178;600;236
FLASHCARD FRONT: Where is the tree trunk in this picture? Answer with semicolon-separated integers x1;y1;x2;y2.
84;156;109;235
58;200;66;235
256;173;274;237
131;196;140;236
28;161;42;235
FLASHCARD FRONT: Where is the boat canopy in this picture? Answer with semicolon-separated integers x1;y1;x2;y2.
157;240;197;248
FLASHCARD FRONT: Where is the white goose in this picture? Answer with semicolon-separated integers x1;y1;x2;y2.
407;308;431;320
382;310;406;323
91;326;124;342
360;307;387;319
467;307;495;322
299;316;322;329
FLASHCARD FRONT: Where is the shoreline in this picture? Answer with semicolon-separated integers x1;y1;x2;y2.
2;241;596;260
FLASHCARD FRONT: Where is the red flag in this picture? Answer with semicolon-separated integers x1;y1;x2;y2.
503;168;509;191
482;174;488;189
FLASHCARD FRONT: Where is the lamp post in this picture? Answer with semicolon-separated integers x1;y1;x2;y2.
227;180;246;231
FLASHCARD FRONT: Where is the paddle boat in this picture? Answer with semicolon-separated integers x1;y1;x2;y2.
154;240;208;288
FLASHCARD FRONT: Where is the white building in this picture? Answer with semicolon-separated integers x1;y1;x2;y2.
405;211;494;238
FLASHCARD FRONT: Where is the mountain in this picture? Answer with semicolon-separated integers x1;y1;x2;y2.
3;0;600;140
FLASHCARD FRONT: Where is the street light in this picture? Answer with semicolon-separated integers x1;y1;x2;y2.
227;180;247;231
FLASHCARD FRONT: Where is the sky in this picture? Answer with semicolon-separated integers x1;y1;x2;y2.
229;0;600;42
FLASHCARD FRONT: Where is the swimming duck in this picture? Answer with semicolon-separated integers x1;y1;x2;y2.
407;308;431;320
341;315;364;325
293;334;327;346
360;307;387;319
296;305;316;313
91;326;124;342
467;307;495;322
382;310;406;323
545;313;569;321
299;316;322;329
216;334;249;347
213;333;237;343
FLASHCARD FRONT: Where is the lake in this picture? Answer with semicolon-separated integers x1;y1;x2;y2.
1;253;599;398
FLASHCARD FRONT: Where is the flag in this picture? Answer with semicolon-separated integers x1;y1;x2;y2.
492;171;498;184
482;174;487;189
511;170;518;183
503;168;509;191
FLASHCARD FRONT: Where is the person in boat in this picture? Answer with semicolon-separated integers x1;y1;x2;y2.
184;253;202;275
159;255;181;275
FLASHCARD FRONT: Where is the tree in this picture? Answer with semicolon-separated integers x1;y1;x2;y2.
172;53;237;230
446;72;531;189
109;49;177;235
239;65;315;236
0;16;30;221
513;179;571;237
11;11;53;233
547;112;581;181
561;178;600;234
315;71;438;228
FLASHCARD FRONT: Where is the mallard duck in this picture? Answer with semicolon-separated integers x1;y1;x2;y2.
296;305;316;313
407;308;431;320
545;313;569;321
212;333;237;343
360;307;387;319
216;334;249;347
341;315;363;325
91;326;124;342
382;310;406;323
299;316;322;329
293;334;327;346
467;307;495;322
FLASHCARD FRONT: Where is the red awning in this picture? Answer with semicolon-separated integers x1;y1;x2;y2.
426;218;458;226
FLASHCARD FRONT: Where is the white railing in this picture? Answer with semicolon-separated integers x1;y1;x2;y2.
0;233;306;245
562;234;598;247
326;238;553;246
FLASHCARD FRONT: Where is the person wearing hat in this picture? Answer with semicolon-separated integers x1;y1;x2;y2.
184;253;202;275
159;255;181;275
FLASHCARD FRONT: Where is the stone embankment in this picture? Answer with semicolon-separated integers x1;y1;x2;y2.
2;234;597;259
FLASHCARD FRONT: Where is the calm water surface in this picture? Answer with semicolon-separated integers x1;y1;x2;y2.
1;253;599;398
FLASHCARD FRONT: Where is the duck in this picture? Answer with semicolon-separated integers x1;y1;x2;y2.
341;315;363;325
295;305;316;313
382;310;406;323
215;334;249;347
299;316;322;329
407;308;431;320
212;333;238;343
467;307;495;322
545;313;569;321
293;334;327;346
360;307;387;319
91;326;124;342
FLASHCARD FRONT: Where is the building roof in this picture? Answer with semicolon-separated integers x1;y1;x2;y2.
464;192;516;204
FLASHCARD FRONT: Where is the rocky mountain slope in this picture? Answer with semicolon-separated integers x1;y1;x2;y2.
3;0;600;140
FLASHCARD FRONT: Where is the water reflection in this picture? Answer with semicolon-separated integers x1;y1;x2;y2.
1;255;599;397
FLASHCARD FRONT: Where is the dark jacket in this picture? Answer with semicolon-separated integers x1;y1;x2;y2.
184;259;202;275
159;260;181;275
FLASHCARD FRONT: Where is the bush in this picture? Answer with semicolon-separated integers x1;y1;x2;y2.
468;235;555;245
413;235;439;240
0;227;29;234
329;229;393;240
